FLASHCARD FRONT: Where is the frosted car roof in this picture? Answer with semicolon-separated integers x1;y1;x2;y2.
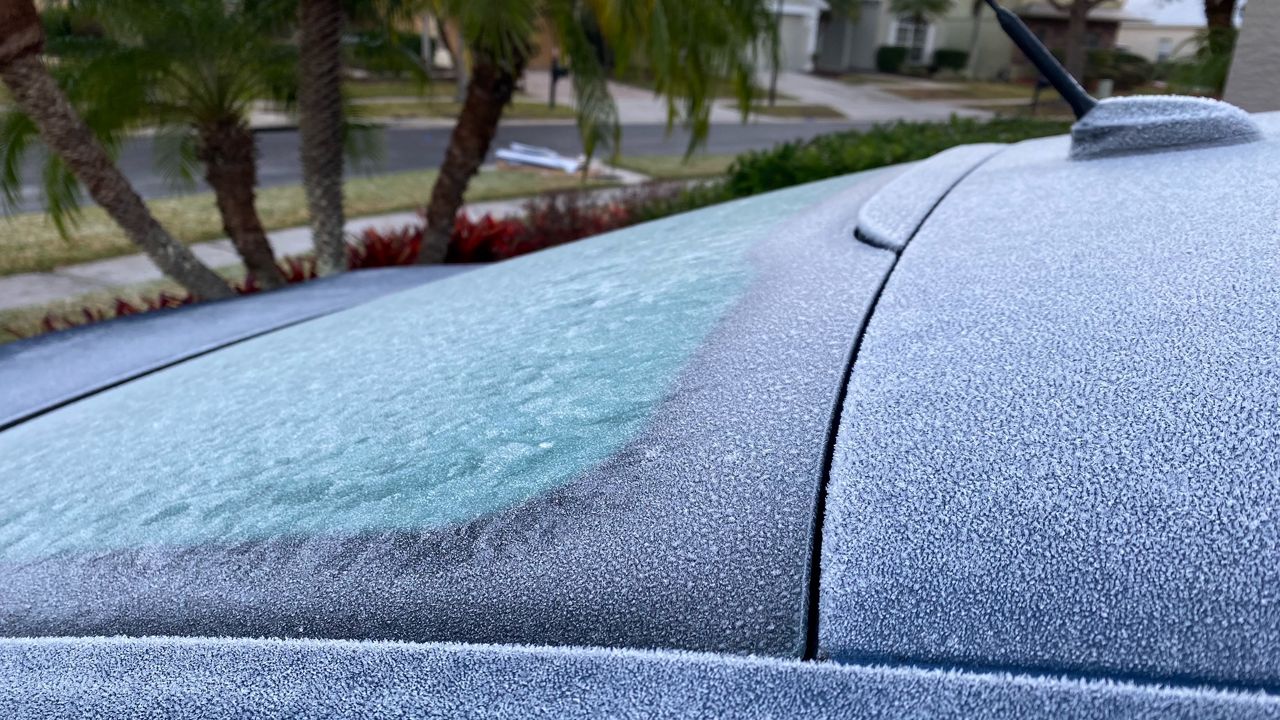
0;167;904;656
2;636;1276;718
821;113;1280;689
0;266;472;430
855;143;1003;251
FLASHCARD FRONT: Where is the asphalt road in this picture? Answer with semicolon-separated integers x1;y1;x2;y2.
10;121;861;213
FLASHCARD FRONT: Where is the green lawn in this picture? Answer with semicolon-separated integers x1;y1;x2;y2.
964;99;1075;121
612;154;736;180
732;102;846;120
0;169;603;276
351;98;576;121
342;79;436;99
882;81;1044;102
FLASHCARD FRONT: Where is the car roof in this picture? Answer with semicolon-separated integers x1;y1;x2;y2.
2;635;1276;719
0;167;905;656
0;266;473;431
822;112;1280;690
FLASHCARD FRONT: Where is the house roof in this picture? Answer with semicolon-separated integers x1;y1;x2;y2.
1016;2;1152;23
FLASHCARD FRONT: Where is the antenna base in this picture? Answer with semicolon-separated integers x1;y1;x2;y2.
1071;95;1262;160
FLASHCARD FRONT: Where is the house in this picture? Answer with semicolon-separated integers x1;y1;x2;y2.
815;1;1012;78
773;0;830;72
1115;21;1199;63
1008;2;1145;79
814;0;1140;80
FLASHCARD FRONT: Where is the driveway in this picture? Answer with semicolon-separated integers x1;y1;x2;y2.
770;71;990;123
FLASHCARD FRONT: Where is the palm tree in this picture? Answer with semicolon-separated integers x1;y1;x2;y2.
411;0;778;264
0;0;298;289
0;0;233;300
1044;0;1108;83
1204;0;1238;31
890;0;955;25
298;0;347;276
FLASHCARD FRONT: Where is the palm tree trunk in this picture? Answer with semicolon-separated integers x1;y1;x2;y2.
418;54;523;264
197;119;286;290
1062;0;1088;84
298;0;347;277
1204;0;1236;30
0;2;232;300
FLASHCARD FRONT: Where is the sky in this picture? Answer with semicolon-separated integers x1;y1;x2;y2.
1124;0;1209;25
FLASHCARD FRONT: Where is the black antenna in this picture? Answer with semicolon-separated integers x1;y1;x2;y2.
984;0;1096;119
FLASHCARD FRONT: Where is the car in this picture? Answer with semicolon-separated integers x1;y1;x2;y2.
1;35;1278;715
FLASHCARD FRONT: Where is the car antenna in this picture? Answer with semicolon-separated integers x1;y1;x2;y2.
983;0;1096;119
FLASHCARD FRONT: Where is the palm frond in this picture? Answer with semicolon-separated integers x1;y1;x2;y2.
547;0;619;161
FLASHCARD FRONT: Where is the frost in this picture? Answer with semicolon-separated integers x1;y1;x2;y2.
1071;95;1263;160
1;636;1276;718
855;144;1003;252
0;169;895;655
821;113;1280;687
0;266;468;429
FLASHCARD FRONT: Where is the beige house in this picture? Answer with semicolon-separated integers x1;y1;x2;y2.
815;0;1136;80
1116;22;1201;63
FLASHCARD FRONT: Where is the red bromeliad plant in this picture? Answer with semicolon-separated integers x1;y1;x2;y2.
348;225;422;269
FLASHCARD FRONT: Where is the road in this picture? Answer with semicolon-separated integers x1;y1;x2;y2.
10;121;861;213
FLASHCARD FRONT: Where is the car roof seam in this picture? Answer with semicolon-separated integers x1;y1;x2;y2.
806;146;1006;660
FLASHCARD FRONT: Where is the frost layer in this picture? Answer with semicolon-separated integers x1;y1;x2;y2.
1;636;1276;719
0;170;898;655
822;114;1280;687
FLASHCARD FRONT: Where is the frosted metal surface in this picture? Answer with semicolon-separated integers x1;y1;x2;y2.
1070;95;1262;160
1;637;1276;719
822;116;1280;687
855;143;1003;251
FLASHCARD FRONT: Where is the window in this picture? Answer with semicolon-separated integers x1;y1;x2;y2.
893;16;932;65
1156;37;1174;62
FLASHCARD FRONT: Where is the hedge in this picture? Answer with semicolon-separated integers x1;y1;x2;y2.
933;49;969;73
876;46;909;74
723;116;1072;198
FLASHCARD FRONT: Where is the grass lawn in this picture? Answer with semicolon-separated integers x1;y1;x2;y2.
611;154;736;180
611;68;791;101
733;102;846;120
965;99;1076;121
0;169;602;276
352;97;576;121
882;81;1044;102
836;72;891;85
342;79;436;99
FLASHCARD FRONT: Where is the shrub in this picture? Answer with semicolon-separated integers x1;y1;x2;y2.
724;116;1072;197
1163;27;1236;95
876;46;909;74
1086;49;1155;92
349;225;422;268
932;49;969;73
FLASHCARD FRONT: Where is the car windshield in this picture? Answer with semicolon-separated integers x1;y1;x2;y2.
0;178;853;561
